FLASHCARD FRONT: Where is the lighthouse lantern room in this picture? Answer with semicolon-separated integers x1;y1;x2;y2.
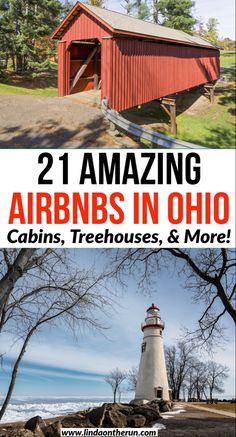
135;304;171;401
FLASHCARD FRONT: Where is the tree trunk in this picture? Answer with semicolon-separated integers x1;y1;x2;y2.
209;388;213;401
16;53;24;74
11;54;16;72
0;249;36;315
0;328;34;420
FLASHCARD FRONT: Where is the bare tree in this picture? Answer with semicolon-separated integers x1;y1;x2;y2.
109;249;236;347
191;361;208;400
127;366;138;392
206;361;229;401
0;249;112;421
165;342;194;400
165;342;229;402
0;249;37;316
105;368;127;403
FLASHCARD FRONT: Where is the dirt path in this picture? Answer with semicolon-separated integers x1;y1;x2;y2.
158;404;235;436
0;95;136;148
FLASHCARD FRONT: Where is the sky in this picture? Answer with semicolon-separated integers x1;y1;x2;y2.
0;249;235;400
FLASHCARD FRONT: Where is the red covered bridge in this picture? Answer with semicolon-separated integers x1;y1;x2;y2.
52;2;220;112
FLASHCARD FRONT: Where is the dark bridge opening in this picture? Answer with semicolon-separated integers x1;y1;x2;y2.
69;40;101;94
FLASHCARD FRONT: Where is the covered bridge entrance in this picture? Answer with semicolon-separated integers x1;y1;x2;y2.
52;2;220;112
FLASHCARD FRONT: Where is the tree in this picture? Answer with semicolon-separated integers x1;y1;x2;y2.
165;341;229;401
206;361;228;400
165;342;194;400
122;0;135;15
189;360;208;400
127;366;138;391
158;0;196;32
135;0;150;20
153;0;161;24
0;249;111;420
204;18;220;45
109;249;236;347
87;0;105;7
0;0;63;74
62;0;76;17
221;38;235;51
105;368;127;403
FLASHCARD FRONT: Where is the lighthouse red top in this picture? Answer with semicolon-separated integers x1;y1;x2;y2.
147;303;159;312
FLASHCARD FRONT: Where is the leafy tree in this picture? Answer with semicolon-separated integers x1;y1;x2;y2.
87;0;105;7
105;368;127;403
204;17;220;45
135;0;150;20
158;0;196;33
221;38;236;51
0;0;63;74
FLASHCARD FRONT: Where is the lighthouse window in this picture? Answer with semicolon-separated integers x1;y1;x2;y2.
160;330;162;336
155;388;163;398
141;342;146;353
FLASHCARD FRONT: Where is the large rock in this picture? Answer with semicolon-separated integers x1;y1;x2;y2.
113;404;134;416
25;416;46;432
89;404;107;426
158;401;172;413
43;421;61;437
133;405;161;423
130;399;150;406
103;409;127;427
127;414;146;427
61;413;92;428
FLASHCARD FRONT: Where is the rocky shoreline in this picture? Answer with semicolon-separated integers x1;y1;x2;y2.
0;400;172;437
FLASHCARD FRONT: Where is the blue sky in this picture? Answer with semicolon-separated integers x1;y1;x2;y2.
0;249;235;400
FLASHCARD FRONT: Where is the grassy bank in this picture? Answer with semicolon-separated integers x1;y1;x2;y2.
175;87;235;148
0;67;57;97
0;83;57;96
193;402;236;414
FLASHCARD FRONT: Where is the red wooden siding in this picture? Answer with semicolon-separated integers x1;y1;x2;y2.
106;39;220;112
61;10;111;48
58;41;70;96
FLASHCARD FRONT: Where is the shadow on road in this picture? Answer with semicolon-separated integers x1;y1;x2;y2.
0;116;110;149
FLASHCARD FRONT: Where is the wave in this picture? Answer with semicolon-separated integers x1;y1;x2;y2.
1;398;113;423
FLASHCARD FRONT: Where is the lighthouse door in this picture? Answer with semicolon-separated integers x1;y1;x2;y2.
155;387;163;399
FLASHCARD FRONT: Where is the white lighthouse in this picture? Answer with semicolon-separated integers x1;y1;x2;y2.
135;304;171;401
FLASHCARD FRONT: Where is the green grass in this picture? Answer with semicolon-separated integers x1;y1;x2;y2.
220;51;236;69
220;51;236;80
124;84;235;149
175;90;235;148
0;82;57;96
